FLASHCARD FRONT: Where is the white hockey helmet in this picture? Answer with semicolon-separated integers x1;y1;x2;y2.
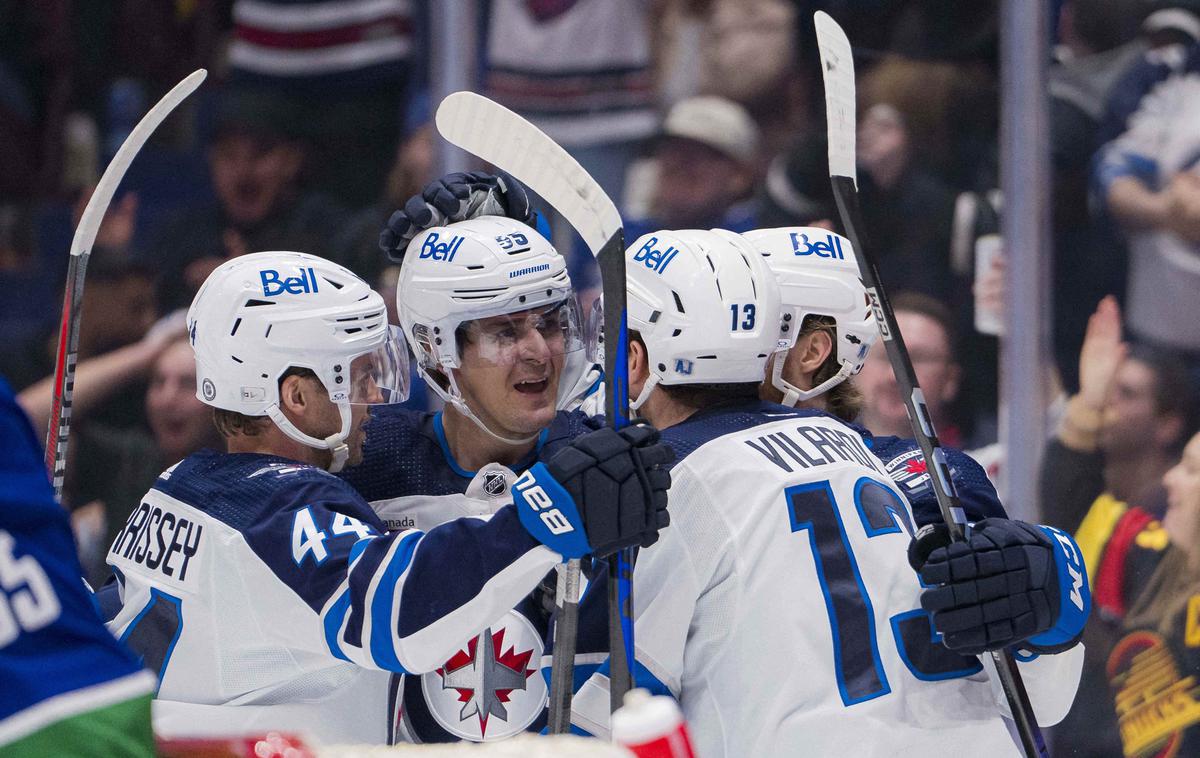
398;216;586;443
625;229;784;411
187;251;409;471
743;227;876;405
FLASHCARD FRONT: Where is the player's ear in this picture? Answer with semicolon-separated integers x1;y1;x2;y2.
793;329;834;378
627;334;650;390
278;373;310;416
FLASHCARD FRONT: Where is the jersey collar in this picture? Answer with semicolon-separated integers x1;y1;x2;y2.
432;411;550;478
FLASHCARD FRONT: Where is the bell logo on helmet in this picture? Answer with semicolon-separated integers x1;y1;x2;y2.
201;378;216;401
632;237;680;275
260;267;320;296
790;232;845;260
419;232;465;262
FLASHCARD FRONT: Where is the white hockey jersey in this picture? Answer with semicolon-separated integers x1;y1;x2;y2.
102;449;562;745
570;402;1083;757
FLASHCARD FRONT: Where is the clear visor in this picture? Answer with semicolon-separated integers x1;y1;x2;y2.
586;296;605;364
345;325;410;404
457;298;585;367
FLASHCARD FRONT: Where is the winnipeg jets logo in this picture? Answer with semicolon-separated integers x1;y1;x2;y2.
422;611;546;740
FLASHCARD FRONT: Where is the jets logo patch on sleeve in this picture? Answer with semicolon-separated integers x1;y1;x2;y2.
885;449;933;499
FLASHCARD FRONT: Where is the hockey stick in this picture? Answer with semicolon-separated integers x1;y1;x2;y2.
813;13;1047;757
434;92;635;730
44;69;207;498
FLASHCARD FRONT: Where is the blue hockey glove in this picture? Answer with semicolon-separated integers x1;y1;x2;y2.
908;518;1090;656
379;170;535;261
512;424;673;560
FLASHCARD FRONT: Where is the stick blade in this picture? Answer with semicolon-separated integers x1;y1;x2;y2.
71;69;207;258
814;12;857;185
435;91;622;256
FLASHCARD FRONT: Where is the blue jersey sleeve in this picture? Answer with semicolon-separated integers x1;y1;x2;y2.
240;478;560;674
866;435;1007;525
0;377;155;738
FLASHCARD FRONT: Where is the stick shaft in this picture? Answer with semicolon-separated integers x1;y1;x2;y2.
547;558;581;733
45;254;88;496
42;69;205;497
832;179;1047;758
597;230;634;708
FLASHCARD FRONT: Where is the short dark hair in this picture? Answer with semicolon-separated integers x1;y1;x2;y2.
1127;344;1198;452
211;367;318;439
891;291;957;356
631;332;761;411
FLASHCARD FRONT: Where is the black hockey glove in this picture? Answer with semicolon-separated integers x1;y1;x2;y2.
378;170;536;261
908;518;1090;656
512;424;673;560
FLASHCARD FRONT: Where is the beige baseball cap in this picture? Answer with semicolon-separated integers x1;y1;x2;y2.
661;96;761;164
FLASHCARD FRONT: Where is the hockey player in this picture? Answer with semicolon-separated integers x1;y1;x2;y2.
101;252;671;745
565;228;1088;756
0;374;157;757
745;226;999;522
366;176;1085;745
332;176;618;742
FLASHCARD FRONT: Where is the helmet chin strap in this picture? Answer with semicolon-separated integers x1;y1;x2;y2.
417;364;541;446
266;402;353;473
771;352;855;407
447;396;541;445
629;373;661;412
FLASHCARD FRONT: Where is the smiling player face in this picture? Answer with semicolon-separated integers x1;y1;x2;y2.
453;303;573;438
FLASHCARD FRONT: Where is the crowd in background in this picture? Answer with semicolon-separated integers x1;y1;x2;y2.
4;1;1200;755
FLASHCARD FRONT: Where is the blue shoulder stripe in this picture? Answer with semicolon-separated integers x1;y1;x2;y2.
368;532;422;671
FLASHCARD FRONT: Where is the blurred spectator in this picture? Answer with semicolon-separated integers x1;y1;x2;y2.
2;256;157;432
648;95;760;230
1096;40;1200;366
855;292;975;447
1056;429;1200;757
226;0;415;208
1042;296;1194;543
15;308;184;439
757;132;837;230
856;52;997;191
1098;2;1200;146
1048;0;1146;391
853;101;957;302
1040;297;1197;757
653;0;796;149
140;88;351;311
569;95;762;294
68;335;220;584
484;0;656;209
0;1;72;200
333;121;437;287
